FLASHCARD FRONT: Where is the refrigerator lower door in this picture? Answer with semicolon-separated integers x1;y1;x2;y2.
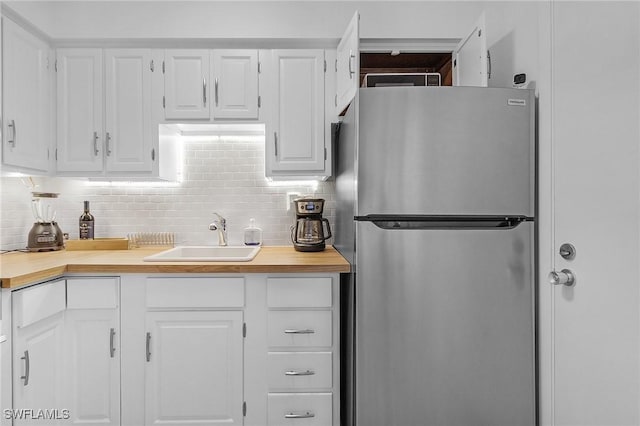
355;221;535;426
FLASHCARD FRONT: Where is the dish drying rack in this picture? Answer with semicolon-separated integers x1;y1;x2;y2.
127;232;175;247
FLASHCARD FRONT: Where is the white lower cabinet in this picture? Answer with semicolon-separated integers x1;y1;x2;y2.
266;276;338;426
11;280;66;426
145;311;244;426
5;273;339;426
64;278;120;426
268;393;333;426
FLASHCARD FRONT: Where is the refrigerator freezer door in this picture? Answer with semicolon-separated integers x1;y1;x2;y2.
357;87;535;217
355;221;535;426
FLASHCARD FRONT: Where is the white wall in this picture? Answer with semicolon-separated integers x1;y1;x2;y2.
5;1;485;41
0;136;335;250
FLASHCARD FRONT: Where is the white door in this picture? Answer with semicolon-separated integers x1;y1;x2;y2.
104;49;153;173
452;13;488;87
211;49;259;119
541;2;640;425
56;48;104;173
13;312;66;425
64;278;120;426
65;309;119;426
336;11;359;115
2;17;50;172
145;311;244;426
12;280;66;426
268;49;325;175
164;50;210;119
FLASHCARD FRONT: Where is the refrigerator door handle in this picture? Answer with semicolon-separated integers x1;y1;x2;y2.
355;215;532;230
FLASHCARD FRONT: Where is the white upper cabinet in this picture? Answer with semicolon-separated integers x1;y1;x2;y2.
211;50;259;120
164;50;210;119
335;11;359;115
104;49;153;173
57;48;155;176
452;13;489;87
266;49;326;177
56;48;104;173
2;17;51;173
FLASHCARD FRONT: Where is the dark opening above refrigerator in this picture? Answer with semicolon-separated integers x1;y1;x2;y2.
335;86;536;426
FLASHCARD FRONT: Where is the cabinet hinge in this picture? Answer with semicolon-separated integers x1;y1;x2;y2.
150;60;154;72
162;96;165;109
335;59;338;73
162;60;165;74
55;149;58;161
324;147;327;161
258;96;261;108
334;94;337;107
243;401;247;417
243;322;246;338
258;62;262;74
324;60;327;73
47;148;50;160
151;148;156;161
55;60;58;72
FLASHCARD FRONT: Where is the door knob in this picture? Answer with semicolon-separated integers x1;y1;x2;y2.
549;269;575;286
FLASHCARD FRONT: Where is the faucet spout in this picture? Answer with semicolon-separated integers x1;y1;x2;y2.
209;212;228;246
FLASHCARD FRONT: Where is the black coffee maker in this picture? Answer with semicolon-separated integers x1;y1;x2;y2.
291;198;332;252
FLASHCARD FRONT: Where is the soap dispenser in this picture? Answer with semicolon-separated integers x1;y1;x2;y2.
244;218;262;246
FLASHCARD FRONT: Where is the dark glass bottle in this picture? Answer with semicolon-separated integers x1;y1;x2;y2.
79;201;95;240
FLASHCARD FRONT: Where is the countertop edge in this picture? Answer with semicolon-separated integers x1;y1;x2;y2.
1;246;351;289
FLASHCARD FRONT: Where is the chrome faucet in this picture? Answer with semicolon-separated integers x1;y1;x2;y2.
208;212;228;246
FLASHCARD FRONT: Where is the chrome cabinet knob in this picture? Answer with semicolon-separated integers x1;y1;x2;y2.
549;269;575;286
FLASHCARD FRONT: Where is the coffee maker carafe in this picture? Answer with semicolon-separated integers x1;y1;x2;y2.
291;198;332;252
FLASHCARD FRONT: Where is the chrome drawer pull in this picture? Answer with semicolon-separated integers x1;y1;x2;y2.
285;411;315;419
285;369;315;376
284;329;315;334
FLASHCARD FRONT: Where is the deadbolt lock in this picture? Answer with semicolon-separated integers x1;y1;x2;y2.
559;243;576;260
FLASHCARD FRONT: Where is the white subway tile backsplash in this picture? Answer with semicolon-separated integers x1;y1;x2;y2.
0;137;335;250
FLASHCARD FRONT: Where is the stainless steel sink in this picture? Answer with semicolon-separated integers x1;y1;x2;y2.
143;246;261;262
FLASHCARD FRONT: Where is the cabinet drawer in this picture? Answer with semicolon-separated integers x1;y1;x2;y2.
13;279;66;328
268;311;332;348
146;277;244;308
268;352;332;391
267;277;332;308
67;277;119;309
268;393;332;426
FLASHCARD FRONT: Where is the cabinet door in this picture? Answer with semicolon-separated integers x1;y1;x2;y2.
268;50;325;175
164;50;210;119
104;49;153;173
64;309;119;426
13;313;66;425
65;278;120;426
145;311;244;426
336;11;359;115
452;13;488;87
212;50;259;119
2;17;50;172
56;48;104;173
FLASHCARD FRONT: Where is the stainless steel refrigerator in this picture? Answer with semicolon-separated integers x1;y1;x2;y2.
335;87;536;426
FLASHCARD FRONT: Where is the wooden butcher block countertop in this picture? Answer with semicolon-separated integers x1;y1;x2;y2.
0;245;350;289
